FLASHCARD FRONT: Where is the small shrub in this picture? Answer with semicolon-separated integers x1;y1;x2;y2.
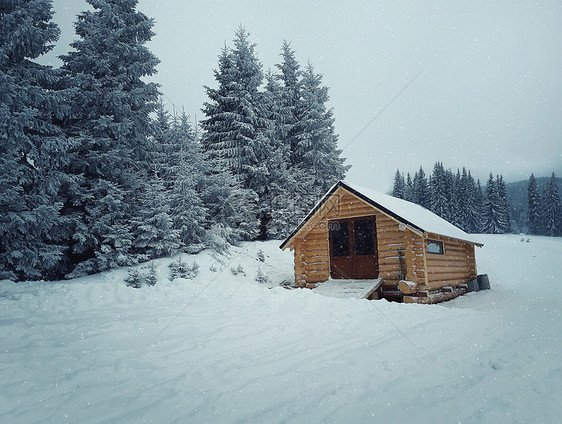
210;263;218;273
125;269;142;289
169;258;186;280
255;266;269;284
186;260;199;279
169;258;199;280
257;249;265;262
145;262;157;286
231;264;245;276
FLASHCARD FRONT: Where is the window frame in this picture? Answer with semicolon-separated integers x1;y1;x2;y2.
426;239;445;255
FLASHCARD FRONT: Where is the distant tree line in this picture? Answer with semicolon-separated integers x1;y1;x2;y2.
0;1;347;281
392;163;511;234
526;173;561;236
392;164;562;237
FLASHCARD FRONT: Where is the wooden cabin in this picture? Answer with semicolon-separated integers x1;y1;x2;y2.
280;181;483;303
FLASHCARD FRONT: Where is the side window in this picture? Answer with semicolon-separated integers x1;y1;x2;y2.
330;221;350;257
427;239;444;255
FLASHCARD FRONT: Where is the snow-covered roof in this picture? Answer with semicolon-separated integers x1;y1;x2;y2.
280;181;482;249
343;182;482;245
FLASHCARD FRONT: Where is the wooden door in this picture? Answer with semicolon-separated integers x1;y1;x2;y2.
328;216;379;279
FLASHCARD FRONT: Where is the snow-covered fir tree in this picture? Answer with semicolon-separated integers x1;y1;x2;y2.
200;46;237;170
293;61;349;206
0;0;76;280
474;179;484;232
166;111;209;249
202;31;348;240
265;41;315;236
526;174;542;235
463;170;481;233
495;175;511;233
259;71;301;238
275;40;302;167
404;173;414;202
541;173;562;236
392;170;405;199
448;169;462;227
482;173;504;234
200;28;269;239
454;168;470;230
201;27;267;192
60;0;160;276
227;27;271;197
429;162;449;218
132;174;180;259
412;166;431;209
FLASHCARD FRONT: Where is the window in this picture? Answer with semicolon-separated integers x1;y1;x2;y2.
331;221;350;257
427;239;444;255
354;219;375;255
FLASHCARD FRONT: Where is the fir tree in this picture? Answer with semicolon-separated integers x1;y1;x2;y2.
260;70;301;238
132;175;180;259
228;27;271;195
464;171;481;233
294;61;349;206
482;173;503;234
526;173;542;235
297;61;349;188
167;111;209;249
404;173;414;202
60;0;160;275
429;162;449;218
275;40;302;166
474;179;484;233
0;0;75;280
200;46;237;170
455;168;470;231
201;27;267;192
541;173;562;236
392;170;405;199
274;41;350;233
447;169;462;226
412;166;431;209
200;27;266;239
496;175;512;233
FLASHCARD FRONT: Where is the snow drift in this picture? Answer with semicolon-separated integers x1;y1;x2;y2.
1;235;561;423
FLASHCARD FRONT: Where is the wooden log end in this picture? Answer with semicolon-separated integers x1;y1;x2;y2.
398;280;419;294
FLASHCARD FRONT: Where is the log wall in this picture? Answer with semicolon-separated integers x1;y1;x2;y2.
289;187;478;293
425;233;477;290
291;187;414;288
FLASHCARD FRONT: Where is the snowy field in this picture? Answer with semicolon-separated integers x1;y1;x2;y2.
1;235;561;423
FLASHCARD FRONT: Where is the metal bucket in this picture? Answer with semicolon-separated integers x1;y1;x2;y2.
477;274;491;290
466;279;479;292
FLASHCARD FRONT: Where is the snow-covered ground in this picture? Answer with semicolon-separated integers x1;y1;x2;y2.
1;235;561;423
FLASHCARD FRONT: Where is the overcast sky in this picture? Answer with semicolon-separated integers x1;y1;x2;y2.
42;0;562;191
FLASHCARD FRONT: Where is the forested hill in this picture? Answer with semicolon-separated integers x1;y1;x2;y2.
506;176;562;233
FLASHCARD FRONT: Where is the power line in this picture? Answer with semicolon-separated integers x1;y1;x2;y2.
341;71;422;153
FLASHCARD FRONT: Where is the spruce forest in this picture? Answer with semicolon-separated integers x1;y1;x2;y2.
1;1;560;282
392;166;561;237
0;0;347;281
